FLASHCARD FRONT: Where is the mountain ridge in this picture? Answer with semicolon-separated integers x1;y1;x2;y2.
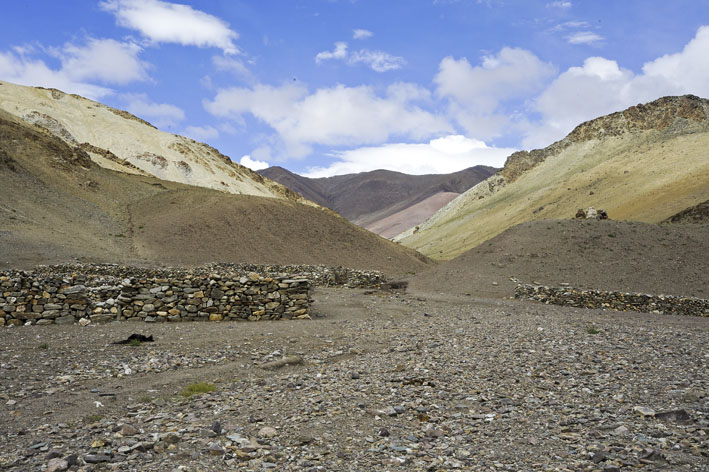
259;165;497;237
396;95;709;259
0;80;307;204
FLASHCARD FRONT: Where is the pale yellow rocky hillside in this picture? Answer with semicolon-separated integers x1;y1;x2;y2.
396;95;709;260
0;80;302;202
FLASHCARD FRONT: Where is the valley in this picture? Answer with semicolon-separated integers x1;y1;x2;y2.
0;82;707;472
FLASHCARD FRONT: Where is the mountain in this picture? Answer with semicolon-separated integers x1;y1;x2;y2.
0;105;430;275
0;80;305;203
259;165;497;238
396;95;709;259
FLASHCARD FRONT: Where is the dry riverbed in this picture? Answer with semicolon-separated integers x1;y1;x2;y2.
1;287;707;471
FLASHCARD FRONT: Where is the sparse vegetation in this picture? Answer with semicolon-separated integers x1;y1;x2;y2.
586;326;600;335
83;414;103;424
38;343;48;349
608;233;616;238
127;338;142;346
180;382;216;397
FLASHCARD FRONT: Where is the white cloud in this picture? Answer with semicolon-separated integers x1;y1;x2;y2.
303;135;514;177
315;42;348;62
548;21;590;33
120;93;185;128
525;26;709;148
0;50;112;99
240;155;270;171
350;49;406;72
100;0;240;54
567;31;604;45
59;38;149;84
547;1;571;8
183;125;219;141
434;48;556;138
204;82;451;157
315;41;405;72
353;29;373;40
0;38;148;99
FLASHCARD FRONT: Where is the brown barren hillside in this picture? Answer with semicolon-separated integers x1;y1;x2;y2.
407;219;709;299
397;95;709;259
0;110;430;275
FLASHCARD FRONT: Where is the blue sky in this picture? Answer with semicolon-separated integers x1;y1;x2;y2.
1;1;708;176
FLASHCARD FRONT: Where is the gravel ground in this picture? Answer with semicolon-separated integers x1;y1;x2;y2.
1;287;707;471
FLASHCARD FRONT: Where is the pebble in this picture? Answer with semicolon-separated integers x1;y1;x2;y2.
46;458;68;472
1;287;707;472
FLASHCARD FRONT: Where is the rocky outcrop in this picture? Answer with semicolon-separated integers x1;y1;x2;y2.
503;95;709;183
664;200;709;224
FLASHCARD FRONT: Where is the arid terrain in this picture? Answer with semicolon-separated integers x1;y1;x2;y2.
0;109;429;275
406;219;709;299
1;85;708;472
1;288;707;471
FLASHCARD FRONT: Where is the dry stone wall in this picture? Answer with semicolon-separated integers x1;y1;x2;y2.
0;266;314;326
515;284;709;317
31;263;385;289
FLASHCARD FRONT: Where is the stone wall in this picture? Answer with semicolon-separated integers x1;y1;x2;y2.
0;267;313;326
31;263;385;289
515;284;709;317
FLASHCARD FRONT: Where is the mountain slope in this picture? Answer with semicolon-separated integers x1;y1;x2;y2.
259;165;497;236
397;95;709;259
406;219;709;299
0;110;430;274
0;80;303;203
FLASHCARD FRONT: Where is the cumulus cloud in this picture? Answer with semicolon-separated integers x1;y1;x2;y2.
303;135;514;177
567;31;604;45
58;38;149;84
100;0;240;54
183;125;219;141
315;41;405;72
315;42;348;63
204;82;450;157
353;29;373;40
120;93;185;128
547;1;571;8
434;48;556;138
525;26;709;148
0;38;148;99
240;155;270;171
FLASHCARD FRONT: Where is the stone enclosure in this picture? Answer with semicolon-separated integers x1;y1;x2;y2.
516;284;709;317
0;263;386;326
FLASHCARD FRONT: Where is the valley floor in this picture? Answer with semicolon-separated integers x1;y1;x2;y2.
1;288;707;471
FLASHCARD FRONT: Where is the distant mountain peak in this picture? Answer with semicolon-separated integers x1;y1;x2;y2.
259;165;498;238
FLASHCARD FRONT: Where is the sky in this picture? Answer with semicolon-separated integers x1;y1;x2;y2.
1;1;708;177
